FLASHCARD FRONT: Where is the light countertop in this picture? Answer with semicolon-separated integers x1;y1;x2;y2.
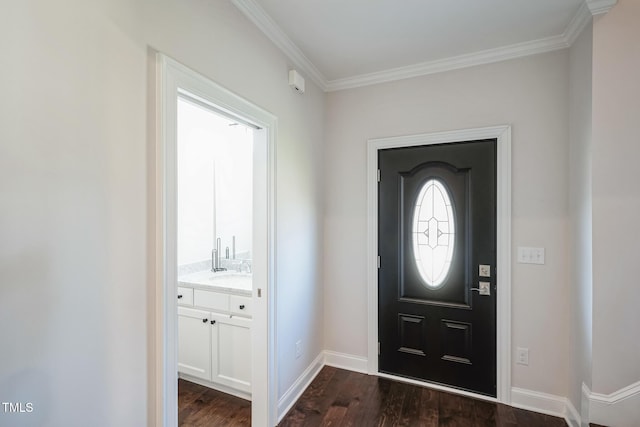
178;270;252;296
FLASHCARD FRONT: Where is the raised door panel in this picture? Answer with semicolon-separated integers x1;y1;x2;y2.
211;313;252;394
178;307;211;380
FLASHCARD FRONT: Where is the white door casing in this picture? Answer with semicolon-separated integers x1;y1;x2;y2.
155;54;277;426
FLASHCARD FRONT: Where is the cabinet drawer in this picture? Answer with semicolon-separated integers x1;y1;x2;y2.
194;289;229;312
177;287;193;306
230;295;252;317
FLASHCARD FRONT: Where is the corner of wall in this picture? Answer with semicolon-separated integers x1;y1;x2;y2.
581;383;591;427
511;387;577;425
277;352;325;423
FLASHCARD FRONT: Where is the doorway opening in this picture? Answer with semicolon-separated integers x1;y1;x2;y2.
176;94;255;405
366;126;512;404
155;55;277;427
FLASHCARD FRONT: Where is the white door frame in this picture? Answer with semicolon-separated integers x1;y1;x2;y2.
153;54;277;426
366;125;512;403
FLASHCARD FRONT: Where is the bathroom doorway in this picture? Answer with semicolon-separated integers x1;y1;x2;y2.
155;55;276;427
176;95;255;411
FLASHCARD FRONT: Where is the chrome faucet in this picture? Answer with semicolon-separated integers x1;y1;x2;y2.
211;237;227;272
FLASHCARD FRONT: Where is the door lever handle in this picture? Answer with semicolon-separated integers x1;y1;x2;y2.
471;282;491;296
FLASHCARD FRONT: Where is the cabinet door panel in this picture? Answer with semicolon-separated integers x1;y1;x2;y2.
178;307;211;380
211;314;252;393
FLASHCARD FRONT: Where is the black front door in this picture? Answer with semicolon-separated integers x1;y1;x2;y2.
378;139;497;396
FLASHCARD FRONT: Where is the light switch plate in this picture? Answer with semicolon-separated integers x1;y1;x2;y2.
517;247;545;265
479;264;491;277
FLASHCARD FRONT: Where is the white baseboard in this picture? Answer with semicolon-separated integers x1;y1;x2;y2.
276;351;365;423
276;352;324;423
584;380;640;427
323;350;368;373
580;383;591;427
511;387;575;426
178;373;251;401
565;397;581;427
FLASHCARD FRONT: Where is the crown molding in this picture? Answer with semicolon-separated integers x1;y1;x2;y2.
232;0;596;93
326;34;570;91
585;0;618;15
230;0;328;91
565;2;593;46
326;2;594;92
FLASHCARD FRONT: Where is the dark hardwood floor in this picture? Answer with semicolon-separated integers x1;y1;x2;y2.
179;379;251;426
179;367;569;426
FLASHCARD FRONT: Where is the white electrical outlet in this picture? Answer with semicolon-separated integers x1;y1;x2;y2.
295;340;302;359
516;347;529;366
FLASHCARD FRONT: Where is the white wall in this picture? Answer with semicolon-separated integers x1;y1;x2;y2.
1;1;148;425
567;21;593;422
0;0;325;425
591;0;640;400
324;50;571;397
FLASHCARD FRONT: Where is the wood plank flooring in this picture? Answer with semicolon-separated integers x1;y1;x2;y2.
178;367;569;426
178;379;251;426
279;367;567;426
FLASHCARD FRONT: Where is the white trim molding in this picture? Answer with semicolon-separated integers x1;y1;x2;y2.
584;380;640;426
232;0;595;92
366;125;512;404
230;0;327;91
585;0;618;15
565;3;593;47
565;396;581;427
326;4;593;91
511;388;580;426
326;34;570;92
324;350;368;374
277;352;325;423
155;54;278;427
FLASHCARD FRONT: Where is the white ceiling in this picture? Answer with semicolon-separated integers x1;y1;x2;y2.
232;0;600;91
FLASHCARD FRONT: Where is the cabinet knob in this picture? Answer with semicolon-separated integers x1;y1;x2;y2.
239;304;245;310
202;318;208;323
177;295;183;299
210;320;216;325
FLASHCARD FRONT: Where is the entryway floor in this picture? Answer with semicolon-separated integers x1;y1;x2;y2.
178;366;569;426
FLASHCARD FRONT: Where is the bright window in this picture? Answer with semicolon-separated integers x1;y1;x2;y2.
411;179;455;288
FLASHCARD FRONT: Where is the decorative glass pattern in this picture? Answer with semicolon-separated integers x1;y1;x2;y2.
412;179;455;288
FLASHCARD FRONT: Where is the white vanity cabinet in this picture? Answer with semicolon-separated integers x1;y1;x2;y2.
178;307;211;380
177;286;252;399
210;313;252;394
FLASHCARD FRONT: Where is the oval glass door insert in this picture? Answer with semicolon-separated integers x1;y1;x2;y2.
411;179;455;288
